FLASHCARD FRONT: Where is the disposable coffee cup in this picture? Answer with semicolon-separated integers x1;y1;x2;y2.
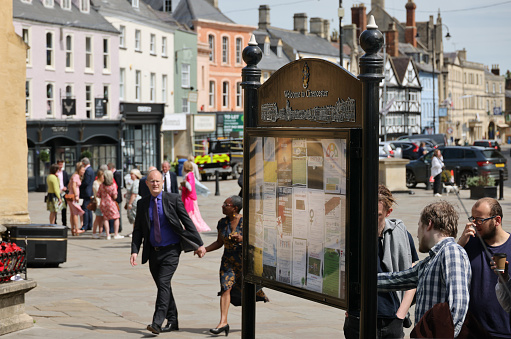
494;253;507;272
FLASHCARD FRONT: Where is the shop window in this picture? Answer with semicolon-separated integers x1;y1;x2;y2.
124;124;158;172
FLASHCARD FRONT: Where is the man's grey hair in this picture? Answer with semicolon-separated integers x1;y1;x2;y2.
81;157;90;165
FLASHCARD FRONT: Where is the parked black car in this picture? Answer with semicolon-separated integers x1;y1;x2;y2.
390;141;422;160
406;146;508;188
473;140;501;151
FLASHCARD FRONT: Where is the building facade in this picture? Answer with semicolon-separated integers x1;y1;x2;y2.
14;0;120;191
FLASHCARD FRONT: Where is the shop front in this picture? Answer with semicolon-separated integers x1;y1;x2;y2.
121;103;164;173
27;120;121;192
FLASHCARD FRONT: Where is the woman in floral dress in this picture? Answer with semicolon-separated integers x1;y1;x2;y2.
203;196;268;336
97;170;123;240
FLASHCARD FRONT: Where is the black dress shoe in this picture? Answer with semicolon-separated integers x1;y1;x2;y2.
210;324;229;336
161;321;179;332
147;323;161;335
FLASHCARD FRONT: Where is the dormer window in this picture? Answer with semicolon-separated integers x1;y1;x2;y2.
132;0;139;9
264;42;270;56
80;0;89;12
61;0;71;10
43;0;54;8
163;0;171;12
277;45;282;58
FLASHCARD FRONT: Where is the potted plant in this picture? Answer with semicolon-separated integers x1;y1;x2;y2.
467;174;497;199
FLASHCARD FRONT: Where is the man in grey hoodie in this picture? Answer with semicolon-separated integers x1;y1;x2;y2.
344;185;419;339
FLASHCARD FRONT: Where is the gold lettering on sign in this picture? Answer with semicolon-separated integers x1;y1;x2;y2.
261;98;356;123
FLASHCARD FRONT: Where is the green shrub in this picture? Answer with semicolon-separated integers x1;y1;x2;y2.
466;174;495;187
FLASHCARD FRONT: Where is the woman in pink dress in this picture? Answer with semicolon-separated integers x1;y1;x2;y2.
67;162;85;236
97;170;123;240
180;161;210;232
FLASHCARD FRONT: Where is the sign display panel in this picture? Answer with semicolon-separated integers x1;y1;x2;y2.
246;133;348;305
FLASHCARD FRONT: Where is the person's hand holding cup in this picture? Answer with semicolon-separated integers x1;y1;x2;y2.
491;253;509;283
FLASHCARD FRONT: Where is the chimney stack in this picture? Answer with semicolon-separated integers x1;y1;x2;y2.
405;0;417;47
458;48;467;62
293;13;308;34
491;64;500;76
310;17;325;38
351;4;367;39
371;0;385;9
258;5;270;30
385;22;399;57
206;0;218;9
323;19;330;41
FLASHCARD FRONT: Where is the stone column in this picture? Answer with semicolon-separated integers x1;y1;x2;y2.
0;0;30;225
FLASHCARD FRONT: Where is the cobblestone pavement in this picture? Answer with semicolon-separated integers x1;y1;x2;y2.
6;174;511;338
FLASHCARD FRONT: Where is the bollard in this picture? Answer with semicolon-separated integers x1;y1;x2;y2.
455;166;461;187
215;170;220;196
499;168;504;200
426;166;432;190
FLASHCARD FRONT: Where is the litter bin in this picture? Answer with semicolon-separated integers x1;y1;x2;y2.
3;224;67;266
177;158;187;176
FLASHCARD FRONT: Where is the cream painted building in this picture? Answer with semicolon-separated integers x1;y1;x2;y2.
0;0;30;224
440;50;506;144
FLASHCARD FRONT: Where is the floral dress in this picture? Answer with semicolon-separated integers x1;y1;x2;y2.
217;216;268;306
97;183;120;221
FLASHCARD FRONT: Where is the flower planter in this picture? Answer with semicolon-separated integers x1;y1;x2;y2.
469;186;498;199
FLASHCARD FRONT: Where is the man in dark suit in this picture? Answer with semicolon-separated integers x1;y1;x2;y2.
56;160;69;226
108;162;123;233
80;157;94;231
138;166;157;198
161;161;178;194
130;170;206;335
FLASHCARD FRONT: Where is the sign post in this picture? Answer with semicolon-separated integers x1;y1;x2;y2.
241;17;383;337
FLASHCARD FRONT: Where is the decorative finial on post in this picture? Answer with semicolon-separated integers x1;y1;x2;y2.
243;34;263;69
359;15;384;59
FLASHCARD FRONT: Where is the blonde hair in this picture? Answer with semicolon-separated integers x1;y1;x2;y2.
130;169;142;179
103;170;114;186
75;162;84;177
183;161;194;173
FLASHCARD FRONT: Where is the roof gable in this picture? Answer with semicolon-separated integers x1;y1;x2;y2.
266;27;338;58
173;0;233;29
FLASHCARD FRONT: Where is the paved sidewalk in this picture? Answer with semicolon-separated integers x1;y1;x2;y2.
6;178;511;338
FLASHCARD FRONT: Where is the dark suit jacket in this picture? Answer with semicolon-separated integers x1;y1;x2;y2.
163;171;178;194
113;170;123;203
62;170;70;188
131;192;203;264
138;176;150;198
80;166;94;199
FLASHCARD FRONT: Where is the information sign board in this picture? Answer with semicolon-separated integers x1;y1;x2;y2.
244;59;363;309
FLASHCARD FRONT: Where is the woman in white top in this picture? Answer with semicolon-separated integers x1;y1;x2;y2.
431;149;444;197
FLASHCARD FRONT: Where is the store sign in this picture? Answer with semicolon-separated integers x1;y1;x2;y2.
62;98;76;116
438;107;448;117
194;114;216;132
223;114;244;135
161;114;187;131
494;107;502;115
95;98;107;117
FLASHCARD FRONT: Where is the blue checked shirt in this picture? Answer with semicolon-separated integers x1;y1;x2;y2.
377;237;471;337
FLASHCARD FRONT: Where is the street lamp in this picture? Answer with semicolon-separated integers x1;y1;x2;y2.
417;23;450;134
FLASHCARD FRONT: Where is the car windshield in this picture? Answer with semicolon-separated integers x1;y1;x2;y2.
482;150;504;159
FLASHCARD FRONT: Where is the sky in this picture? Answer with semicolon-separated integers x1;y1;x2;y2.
176;0;511;76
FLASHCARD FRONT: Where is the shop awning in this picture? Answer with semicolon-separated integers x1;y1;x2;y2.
497;123;509;128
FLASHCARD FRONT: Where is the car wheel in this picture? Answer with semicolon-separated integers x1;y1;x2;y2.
406;170;417;188
459;171;472;189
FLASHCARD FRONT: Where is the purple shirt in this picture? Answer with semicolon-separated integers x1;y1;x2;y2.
149;192;180;247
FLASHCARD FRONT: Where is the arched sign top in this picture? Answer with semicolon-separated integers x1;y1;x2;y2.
257;58;363;128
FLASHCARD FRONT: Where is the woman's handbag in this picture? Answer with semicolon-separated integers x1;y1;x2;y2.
64;193;75;201
86;199;97;211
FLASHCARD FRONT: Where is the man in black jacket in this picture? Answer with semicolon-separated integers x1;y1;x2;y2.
56;160;69;226
80;157;94;231
130;170;206;335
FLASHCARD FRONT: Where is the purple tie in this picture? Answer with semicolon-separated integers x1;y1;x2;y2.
153;197;161;243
